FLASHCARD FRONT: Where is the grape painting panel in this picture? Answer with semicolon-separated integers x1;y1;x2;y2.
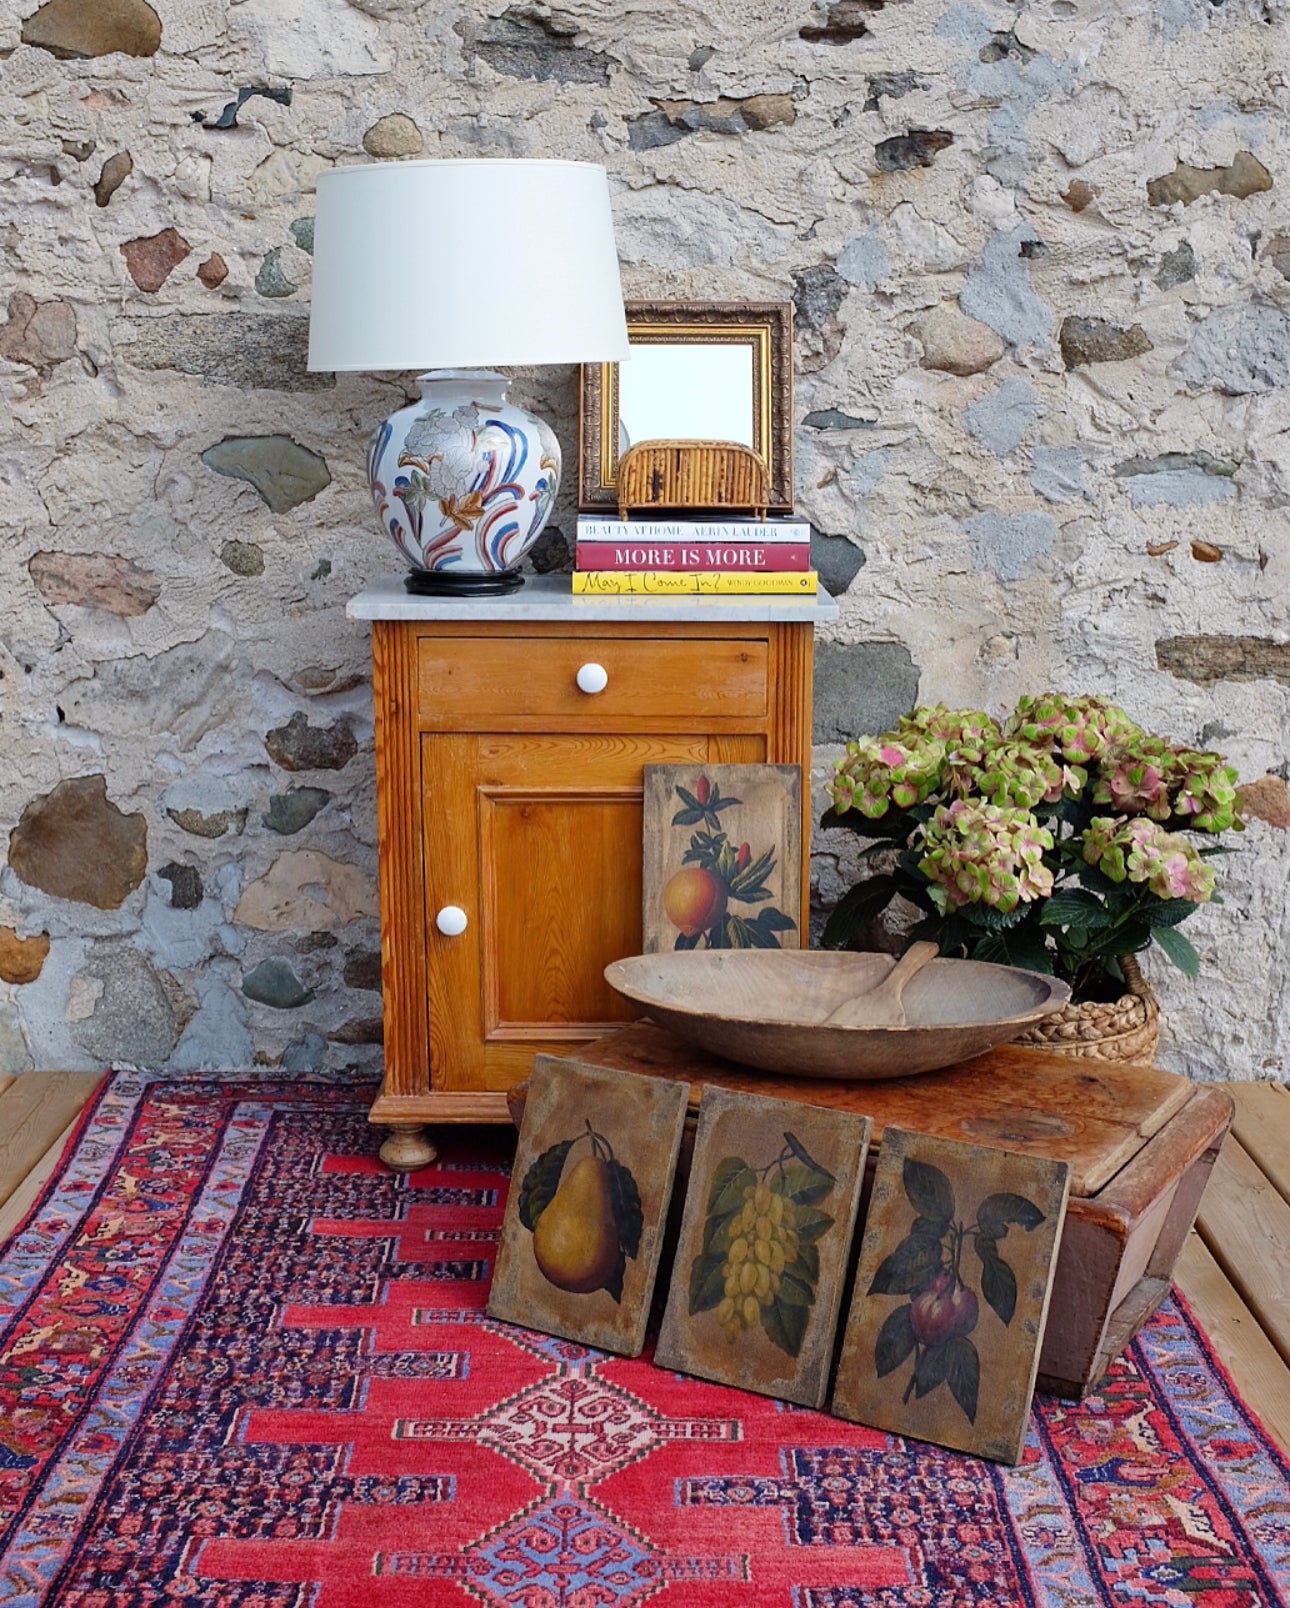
655;1086;871;1408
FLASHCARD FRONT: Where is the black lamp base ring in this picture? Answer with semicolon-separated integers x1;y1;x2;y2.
404;568;525;597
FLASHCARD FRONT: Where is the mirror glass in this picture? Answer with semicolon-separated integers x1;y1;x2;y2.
617;342;756;451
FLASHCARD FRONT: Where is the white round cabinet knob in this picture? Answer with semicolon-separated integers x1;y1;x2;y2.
435;905;468;937
576;662;609;695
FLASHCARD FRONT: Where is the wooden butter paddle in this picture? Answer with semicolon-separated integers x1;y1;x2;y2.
823;941;940;1029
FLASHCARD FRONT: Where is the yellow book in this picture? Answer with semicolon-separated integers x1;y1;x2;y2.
572;570;819;596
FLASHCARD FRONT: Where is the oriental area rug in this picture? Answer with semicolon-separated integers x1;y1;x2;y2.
2;1072;1289;1608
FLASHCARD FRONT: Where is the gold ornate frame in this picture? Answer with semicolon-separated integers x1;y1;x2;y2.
578;300;794;511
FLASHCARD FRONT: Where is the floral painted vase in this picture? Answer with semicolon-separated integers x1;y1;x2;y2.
369;370;561;592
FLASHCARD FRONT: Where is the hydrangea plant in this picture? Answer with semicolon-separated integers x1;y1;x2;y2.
822;694;1242;1002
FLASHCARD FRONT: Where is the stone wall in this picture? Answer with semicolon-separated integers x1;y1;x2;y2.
1;0;1287;1083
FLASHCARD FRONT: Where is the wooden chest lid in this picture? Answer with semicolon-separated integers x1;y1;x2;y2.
515;1021;1194;1198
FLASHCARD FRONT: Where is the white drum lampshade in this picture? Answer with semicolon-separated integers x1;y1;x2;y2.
308;159;630;594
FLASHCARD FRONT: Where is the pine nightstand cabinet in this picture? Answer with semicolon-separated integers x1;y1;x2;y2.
348;577;837;1171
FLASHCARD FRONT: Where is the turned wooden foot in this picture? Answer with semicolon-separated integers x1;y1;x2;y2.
378;1123;437;1173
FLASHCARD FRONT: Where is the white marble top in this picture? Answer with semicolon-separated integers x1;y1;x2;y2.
347;573;840;624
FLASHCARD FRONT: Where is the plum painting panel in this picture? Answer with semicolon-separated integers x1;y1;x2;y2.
654;1085;871;1408
487;1055;689;1357
641;763;801;955
832;1127;1071;1464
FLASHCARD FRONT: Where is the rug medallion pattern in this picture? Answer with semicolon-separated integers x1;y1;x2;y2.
1;1072;1287;1606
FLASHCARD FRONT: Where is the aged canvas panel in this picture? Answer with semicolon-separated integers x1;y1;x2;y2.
832;1126;1071;1465
654;1085;872;1408
641;763;801;954
487;1055;689;1357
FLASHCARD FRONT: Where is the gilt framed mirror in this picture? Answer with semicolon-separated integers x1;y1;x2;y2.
578;301;794;511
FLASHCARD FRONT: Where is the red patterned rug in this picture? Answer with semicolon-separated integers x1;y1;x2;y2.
2;1070;1288;1607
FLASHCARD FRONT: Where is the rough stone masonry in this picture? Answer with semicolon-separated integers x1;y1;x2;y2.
0;0;1287;1082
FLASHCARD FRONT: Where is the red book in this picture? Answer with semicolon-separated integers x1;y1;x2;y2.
574;540;811;572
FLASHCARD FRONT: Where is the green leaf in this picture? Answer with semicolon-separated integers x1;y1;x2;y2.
914;1339;951;1398
672;806;706;826
1143;898;1200;928
1152;923;1201;978
687;1250;727;1315
977;1192;1045;1237
791;1242;820;1284
868;1231;944;1296
517;1140;573;1232
874;1304;917;1377
674;931;700;951
1039;890;1112;929
972;929;1056;974
819;805;912;840
946;1336;980;1423
607;1157;643;1260
762;1293;809;1358
777;1268;814;1306
729;846;776;898
1075;861;1120;896
707;1158;756;1220
752;907;797;934
775;1164;831;1206
976;1242;1017;1326
959;902;1030;931
903;1156;954;1225
702;1209;738;1255
792;1209;834;1246
603;1249;626;1304
820;875;900;950
1082;920;1152;960
735;913;792;949
784;1131;835;1180
675;785;701;810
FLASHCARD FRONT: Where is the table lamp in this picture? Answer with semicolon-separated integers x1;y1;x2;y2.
308;159;630;594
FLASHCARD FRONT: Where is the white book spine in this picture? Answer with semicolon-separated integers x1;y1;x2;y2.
576;516;810;544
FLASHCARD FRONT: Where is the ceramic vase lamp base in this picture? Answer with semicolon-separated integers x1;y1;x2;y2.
368;369;561;596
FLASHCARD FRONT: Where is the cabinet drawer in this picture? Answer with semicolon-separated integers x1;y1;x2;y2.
416;634;769;727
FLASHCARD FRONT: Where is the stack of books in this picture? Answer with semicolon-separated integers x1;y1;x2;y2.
571;516;818;595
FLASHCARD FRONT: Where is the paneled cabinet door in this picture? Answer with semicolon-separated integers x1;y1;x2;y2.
420;731;767;1095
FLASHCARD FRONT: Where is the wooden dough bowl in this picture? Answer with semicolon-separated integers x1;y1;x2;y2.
604;950;1071;1080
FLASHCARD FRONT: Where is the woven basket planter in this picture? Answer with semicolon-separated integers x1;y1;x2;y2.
1012;953;1161;1065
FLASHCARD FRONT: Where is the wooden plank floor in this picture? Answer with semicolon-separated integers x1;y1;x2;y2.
0;1072;1287;1454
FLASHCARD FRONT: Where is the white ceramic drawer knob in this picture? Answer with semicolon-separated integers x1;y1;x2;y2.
435;905;468;937
576;662;609;695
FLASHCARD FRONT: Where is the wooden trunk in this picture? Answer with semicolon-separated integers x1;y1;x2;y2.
506;1023;1234;1399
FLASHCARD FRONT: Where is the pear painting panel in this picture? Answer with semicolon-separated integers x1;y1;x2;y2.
654;1086;871;1408
487;1055;689;1357
832;1127;1071;1465
642;764;802;954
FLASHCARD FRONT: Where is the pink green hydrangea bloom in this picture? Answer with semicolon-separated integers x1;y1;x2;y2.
1172;750;1241;833
1007;693;1140;763
896;705;1001;766
829;735;945;819
919;800;1055;914
1082;817;1216;901
945;739;1064;810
